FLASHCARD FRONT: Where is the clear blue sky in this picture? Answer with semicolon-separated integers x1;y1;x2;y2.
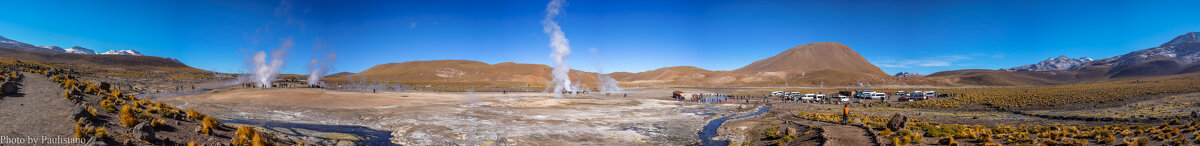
2;0;1199;75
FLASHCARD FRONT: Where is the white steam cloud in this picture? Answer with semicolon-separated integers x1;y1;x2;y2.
306;52;335;86
250;38;293;88
543;0;574;97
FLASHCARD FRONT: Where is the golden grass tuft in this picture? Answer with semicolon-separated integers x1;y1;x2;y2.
119;105;139;127
94;126;108;139
232;126;272;146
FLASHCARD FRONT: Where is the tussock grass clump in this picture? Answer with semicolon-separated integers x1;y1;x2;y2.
200;116;220;135
1123;137;1149;146
231;126;272;146
119;105;140;127
94;126;108;139
187;108;205;120
100;100;117;113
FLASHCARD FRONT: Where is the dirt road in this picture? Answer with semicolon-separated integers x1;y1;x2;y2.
0;72;76;139
779;113;876;146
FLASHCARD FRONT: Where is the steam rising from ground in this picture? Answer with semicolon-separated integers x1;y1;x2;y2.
543;0;574;97
307;52;336;86
597;74;624;93
249;38;294;88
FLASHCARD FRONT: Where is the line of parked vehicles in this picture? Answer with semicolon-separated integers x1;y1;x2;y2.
771;90;941;102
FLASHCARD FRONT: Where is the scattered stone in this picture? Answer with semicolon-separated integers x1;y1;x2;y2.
887;113;907;130
98;82;111;91
194;126;205;134
70;105;90;120
786;127;797;136
133;123;156;142
1;81;17;95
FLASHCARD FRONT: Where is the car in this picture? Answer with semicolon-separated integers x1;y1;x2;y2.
871;93;886;99
906;93;926;101
925;91;936;98
771;91;785;96
831;94;850;102
856;90;876;99
814;94;826;101
801;94;816;100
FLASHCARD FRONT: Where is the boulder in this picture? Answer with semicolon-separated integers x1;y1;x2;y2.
98;82;111;91
133;123;155;142
887;113;907;130
70;106;91;120
1;81;17;95
786;127;797;136
1192;111;1198;118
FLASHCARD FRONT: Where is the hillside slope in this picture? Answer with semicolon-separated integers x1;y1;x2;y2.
734;42;887;75
0;47;205;73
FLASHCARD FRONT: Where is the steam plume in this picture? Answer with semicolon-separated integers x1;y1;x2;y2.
307;52;336;86
543;0;574;97
250;38;293;88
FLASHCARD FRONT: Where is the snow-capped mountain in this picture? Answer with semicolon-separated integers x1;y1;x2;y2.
893;72;925;77
37;46;67;53
1001;56;1094;72
1080;32;1200;77
101;50;143;56
65;46;97;54
0;35;41;51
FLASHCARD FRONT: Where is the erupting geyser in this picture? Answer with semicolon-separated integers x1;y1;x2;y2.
248;38;292;88
543;0;574;97
307;53;336;87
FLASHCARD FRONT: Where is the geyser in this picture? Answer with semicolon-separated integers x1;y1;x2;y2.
249;38;293;88
307;53;336;87
543;0;574;97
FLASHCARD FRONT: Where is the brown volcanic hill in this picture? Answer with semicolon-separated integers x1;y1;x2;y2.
0;47;206;73
734;42;887;75
350;60;598;84
324;72;355;79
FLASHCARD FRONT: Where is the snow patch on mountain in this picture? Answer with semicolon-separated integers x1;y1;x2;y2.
37;46;66;53
100;50;143;56
65;46;97;54
893;72;925;77
1001;56;1094;72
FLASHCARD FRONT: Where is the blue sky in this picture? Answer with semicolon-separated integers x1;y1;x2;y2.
1;0;1199;75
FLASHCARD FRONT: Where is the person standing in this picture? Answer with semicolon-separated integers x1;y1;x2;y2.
842;104;850;125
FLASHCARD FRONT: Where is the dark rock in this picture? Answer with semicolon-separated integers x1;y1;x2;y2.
887;113;907;130
98;82;111;91
1;81;17;95
133;123;155;142
1192;111;1198;118
70;105;90;120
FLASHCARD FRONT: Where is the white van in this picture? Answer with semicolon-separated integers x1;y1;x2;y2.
871;93;886;99
801;94;816;100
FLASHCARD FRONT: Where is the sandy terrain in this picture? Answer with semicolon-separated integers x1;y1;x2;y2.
0;72;77;142
158;87;745;145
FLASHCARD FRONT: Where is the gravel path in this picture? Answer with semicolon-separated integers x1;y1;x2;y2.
779;113;876;146
0;72;77;140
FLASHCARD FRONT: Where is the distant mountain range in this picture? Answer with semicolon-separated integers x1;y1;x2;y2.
929;32;1200;86
1000;56;1093;72
0;34;200;73
0;35;144;56
893;72;925;78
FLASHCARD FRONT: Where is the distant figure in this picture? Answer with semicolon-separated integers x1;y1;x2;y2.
842;104;850;125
